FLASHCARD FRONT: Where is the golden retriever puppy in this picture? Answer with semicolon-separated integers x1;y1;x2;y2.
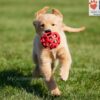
33;7;85;96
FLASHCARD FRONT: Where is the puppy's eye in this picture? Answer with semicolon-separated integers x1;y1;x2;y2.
52;24;55;26
40;24;45;27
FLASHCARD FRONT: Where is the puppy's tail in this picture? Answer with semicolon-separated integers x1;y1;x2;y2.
62;24;85;33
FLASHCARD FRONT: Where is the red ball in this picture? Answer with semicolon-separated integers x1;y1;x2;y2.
40;32;60;49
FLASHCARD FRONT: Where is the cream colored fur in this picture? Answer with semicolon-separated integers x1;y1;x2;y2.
33;7;85;96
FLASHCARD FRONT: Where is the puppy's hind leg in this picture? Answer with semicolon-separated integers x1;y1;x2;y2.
52;60;59;74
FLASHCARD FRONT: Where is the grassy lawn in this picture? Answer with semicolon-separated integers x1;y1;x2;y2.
0;0;100;100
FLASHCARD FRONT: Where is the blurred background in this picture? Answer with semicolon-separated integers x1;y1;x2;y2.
0;0;100;100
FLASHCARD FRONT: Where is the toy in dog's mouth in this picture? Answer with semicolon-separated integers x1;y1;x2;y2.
40;32;60;49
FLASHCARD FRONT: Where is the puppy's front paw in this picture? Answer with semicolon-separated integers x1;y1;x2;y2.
60;67;69;81
51;88;61;96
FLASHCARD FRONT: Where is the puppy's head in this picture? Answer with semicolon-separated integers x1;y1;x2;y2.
33;7;63;36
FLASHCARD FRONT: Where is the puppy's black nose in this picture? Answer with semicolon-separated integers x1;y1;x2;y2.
45;29;51;33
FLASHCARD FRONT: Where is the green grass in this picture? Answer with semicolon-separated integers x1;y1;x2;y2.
0;0;100;100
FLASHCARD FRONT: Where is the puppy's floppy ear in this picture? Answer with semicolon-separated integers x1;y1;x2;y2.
33;20;37;26
62;23;85;32
33;20;40;28
52;8;63;19
35;6;49;18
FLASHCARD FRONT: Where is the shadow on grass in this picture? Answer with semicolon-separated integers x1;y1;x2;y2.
0;69;68;99
0;69;49;97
